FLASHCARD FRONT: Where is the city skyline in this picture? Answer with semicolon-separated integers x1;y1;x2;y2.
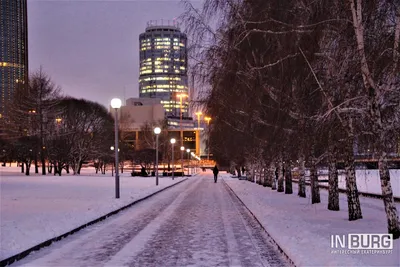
27;0;201;108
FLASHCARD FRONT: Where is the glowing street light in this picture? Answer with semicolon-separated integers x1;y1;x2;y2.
111;98;122;199
186;148;191;175
154;127;161;186
204;116;211;160
195;111;202;129
195;111;203;159
177;93;188;144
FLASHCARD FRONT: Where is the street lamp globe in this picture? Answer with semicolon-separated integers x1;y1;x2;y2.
170;138;176;144
180;146;185;151
110;146;114;151
154;127;161;135
186;149;190;153
111;98;122;109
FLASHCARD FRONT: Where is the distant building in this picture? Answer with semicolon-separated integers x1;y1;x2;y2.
118;97;165;131
138;21;189;118
0;0;29;118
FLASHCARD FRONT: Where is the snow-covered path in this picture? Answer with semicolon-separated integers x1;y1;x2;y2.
13;173;289;267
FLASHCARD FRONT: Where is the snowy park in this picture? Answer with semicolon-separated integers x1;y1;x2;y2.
1;166;399;266
0;166;187;261
2;0;400;266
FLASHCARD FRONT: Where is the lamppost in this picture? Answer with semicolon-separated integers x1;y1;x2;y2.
195;111;202;129
110;146;120;176
180;146;185;176
110;146;114;176
55;118;62;134
154;127;161;186
195;111;202;158
191;152;195;173
170;138;176;180
177;93;188;145
204;116;211;160
186;148;190;175
111;98;122;199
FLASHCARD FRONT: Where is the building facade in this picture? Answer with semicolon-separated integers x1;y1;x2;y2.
139;21;189;118
0;0;28;118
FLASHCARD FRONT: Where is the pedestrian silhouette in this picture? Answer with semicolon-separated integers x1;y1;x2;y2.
213;165;219;183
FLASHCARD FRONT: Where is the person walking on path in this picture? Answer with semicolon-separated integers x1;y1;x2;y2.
213;165;219;183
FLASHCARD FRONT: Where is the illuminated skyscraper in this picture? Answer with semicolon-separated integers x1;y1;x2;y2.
139;21;188;118
0;0;29;118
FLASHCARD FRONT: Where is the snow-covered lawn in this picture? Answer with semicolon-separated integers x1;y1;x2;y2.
0;167;186;261
224;175;400;267
318;169;400;197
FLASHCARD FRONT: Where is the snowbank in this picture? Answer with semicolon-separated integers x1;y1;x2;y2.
224;175;400;267
0;167;186;261
318;169;400;198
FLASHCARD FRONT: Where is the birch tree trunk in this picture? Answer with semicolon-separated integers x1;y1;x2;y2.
264;166;272;187
57;162;62;176
378;151;400;238
257;167;262;185
250;164;255;182
298;153;306;198
34;156;39;174
344;136;362;220
310;156;320;204
271;163;277;190
277;156;284;192
262;167;267;187
73;161;79;175
328;150;339;211
41;148;46;175
25;161;30;176
77;161;83;174
347;0;399;230
284;161;293;194
268;166;273;187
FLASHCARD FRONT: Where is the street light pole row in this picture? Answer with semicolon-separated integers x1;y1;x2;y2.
110;97;201;199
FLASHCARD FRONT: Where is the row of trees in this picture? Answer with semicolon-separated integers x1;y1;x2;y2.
183;0;400;238
0;70;185;176
0;69;116;175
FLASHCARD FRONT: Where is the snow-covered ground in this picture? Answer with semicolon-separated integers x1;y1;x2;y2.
224;175;400;267
0;166;186;261
9;174;287;267
2;164;399;266
317;169;400;197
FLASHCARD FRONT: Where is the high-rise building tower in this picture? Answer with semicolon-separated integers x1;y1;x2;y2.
0;0;29;118
139;21;188;118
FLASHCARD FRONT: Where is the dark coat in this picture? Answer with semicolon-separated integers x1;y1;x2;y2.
213;166;219;175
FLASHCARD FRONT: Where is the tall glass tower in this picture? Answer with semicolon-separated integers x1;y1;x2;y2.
0;0;29;118
139;21;188;118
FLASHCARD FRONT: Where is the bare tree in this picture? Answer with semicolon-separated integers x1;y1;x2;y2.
56;98;114;175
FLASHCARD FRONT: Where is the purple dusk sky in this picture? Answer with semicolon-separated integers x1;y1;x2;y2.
28;0;202;108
